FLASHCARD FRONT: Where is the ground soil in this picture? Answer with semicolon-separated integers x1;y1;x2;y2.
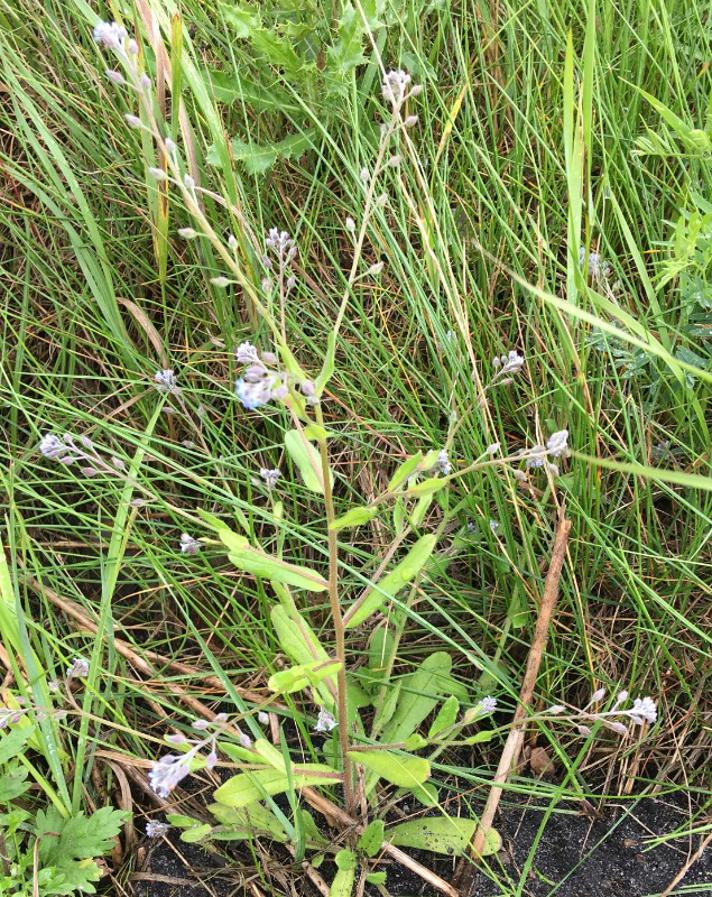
124;793;710;897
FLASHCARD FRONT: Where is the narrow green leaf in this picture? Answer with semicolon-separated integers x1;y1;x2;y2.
381;652;452;744
267;660;342;695
428;696;459;739
219;530;327;592
344;535;437;629
387;452;423;492
284;429;330;494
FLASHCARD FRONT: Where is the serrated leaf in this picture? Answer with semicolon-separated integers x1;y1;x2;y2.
0;764;29;802
348;750;430;787
0;725;33;765
36;806;127;864
284;429;332;494
207;131;315;175
428;695;459;738
357;818;384;857
329;506;378;531
219;529;327;592
206;68;299;112
344;535;437;629
387;816;501;856
327;3;366;76
214;765;341;807
387;452;423;491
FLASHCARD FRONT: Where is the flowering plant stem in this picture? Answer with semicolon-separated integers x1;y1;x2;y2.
314;404;354;813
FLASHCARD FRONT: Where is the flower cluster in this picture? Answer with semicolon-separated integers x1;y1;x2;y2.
434;449;452;476
149;714;229;799
490;349;525;386
145;819;170;839
66;657;90;680
154;369;181;397
314;707;337;734
234;342;289;410
578;247;610;282
545;688;657;738
179;533;201;555
260;468;281;489
39;432;126;479
524;429;570;476
382;70;422;110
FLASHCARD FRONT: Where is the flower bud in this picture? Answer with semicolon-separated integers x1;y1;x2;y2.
178;227;198;239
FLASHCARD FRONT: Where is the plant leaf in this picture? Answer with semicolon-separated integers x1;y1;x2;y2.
268;660;341;695
357;818;385;857
387;452;423;491
387;816;501;856
381;652;453;744
284;429;332;494
219;529;327;592
214;764;341;807
329;506;378;531
429;695;459;738
348;750;430;787
344;535;437;629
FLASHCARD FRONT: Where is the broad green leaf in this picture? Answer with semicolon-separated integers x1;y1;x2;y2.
268;660;342;695
181;823;212;843
0;764;29;802
387;816;501;856
214;764;341;807
167;813;203;828
366;872;387;886
381;652;452;745
428;696;460;738
357;819;384;857
330;848;356;897
348;750;430;787
254;738;287;771
344;535;437;629
329;506;378;531
387;452;423;492
209;802;288;841
206;68;299;112
403;734;428;751
285;429;332;494
220;530;327;592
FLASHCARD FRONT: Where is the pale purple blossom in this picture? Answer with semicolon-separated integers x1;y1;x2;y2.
236;341;260;364
93;20;127;52
382;70;415;109
145;820;170;838
154;369;180;396
180;533;201;556
479;696;497;714
435;449;451;476
628;696;657;725
546;430;569;458
314;708;337;734
260;468;281;489
66;657;90;680
148;753;191;798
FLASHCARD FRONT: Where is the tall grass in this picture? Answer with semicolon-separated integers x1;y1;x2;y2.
0;0;710;890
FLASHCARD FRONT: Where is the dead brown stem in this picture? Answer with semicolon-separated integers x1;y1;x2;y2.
454;513;571;891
